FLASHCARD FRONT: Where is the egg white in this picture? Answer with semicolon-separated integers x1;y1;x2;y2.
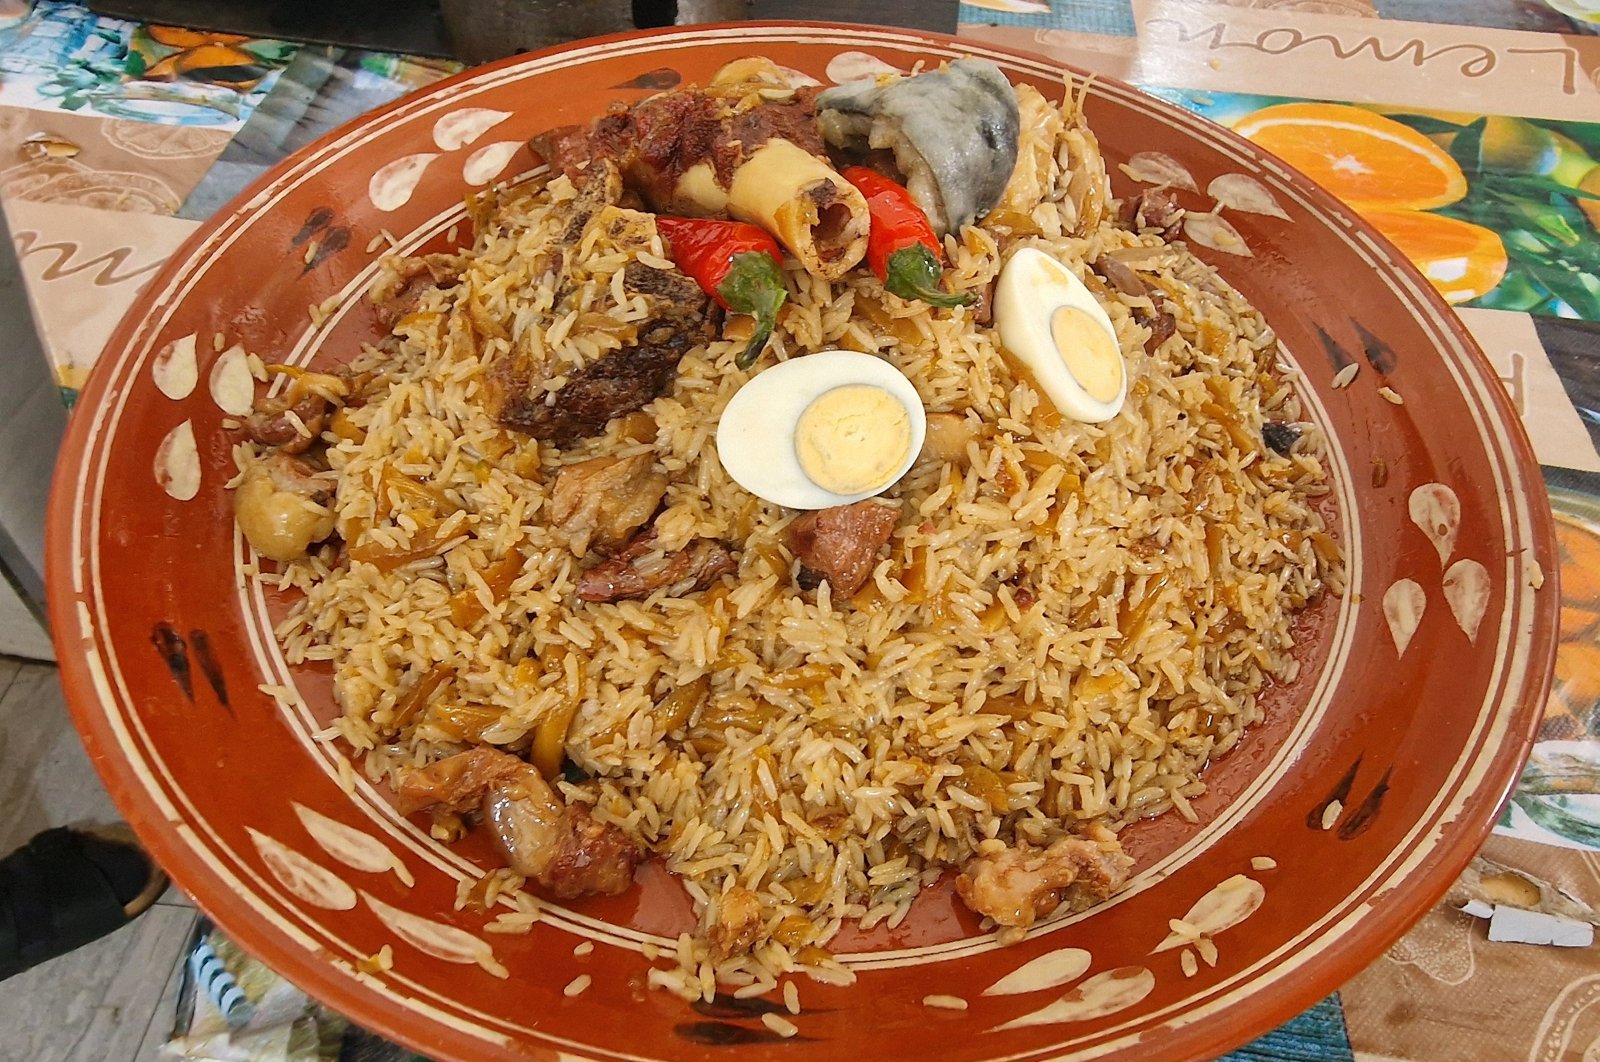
716;349;927;510
994;247;1128;423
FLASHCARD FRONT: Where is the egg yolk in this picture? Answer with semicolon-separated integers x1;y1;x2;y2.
1051;305;1123;403
794;384;912;495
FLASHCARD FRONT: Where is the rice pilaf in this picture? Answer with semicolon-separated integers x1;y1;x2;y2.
244;77;1343;995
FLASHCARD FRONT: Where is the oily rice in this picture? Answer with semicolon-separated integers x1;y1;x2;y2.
266;79;1342;994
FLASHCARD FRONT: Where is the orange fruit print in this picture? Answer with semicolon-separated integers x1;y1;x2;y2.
1362;211;1508;304
1232;102;1469;211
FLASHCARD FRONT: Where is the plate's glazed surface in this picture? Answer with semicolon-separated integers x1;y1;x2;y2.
47;24;1558;1062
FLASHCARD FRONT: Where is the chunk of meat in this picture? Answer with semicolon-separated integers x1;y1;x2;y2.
549;453;669;555
394;748;641;898
241;371;349;454
394;746;526;815
482;775;640;898
575;527;735;603
370;252;467;330
482;167;712;445
954;830;1133;929
1091;254;1176;355
1118;187;1183;237
786;499;901;597
709;886;764;960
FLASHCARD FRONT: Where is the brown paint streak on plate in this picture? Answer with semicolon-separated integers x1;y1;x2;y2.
1338;766;1393;840
291;206;334;247
674;1021;805;1045
1312;321;1355;372
612;67;681;90
150;622;192;700
189;628;230;711
1352;319;1398;375
1308;755;1362;830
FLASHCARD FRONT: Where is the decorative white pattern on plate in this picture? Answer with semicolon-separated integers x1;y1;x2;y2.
362;891;498;970
295;802;416;887
208;345;254;416
1409;483;1461;566
825;50;905;84
984;947;1093;996
153;420;200;502
1443;559;1491;643
1153;875;1266;952
433;108;512;151
994;967;1156;1029
463;142;523;187
248;827;358;910
151;333;197;400
1119;151;1197;191
1207;174;1288;219
1183;212;1252;256
369;154;438;212
1383;578;1427;657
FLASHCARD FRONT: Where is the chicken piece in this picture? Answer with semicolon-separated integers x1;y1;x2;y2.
241;370;349;454
709;886;764;960
954;830;1133;930
233;451;336;562
549;453;669;555
786;499;901;597
370;252;467;330
575;527;735;603
483;168;713;445
394;747;641;899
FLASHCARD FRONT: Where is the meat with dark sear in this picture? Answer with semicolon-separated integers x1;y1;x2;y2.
395;747;641;899
955;829;1133;930
549;452;669;555
371;252;467;330
1090;254;1176;355
786;499;901;597
1118;187;1184;238
241;370;349;454
482;163;713;445
575;526;735;603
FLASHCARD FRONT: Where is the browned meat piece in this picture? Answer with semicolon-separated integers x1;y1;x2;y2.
1091;254;1175;355
786;499;901;597
1117;188;1183;237
709;886;764;960
954;830;1133;929
575;527;735;603
482;773;641;898
549;452;669;555
482;165;713;446
395;747;641;899
393;746;527;815
533;88;827;211
241;370;350;454
371;252;467;330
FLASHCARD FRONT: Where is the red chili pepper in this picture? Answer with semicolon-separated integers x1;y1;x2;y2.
654;216;788;370
842;166;974;309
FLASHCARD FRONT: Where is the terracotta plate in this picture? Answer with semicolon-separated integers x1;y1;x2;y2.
48;23;1558;1062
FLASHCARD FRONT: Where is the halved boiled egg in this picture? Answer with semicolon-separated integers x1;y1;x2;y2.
717;349;927;510
994;246;1127;423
